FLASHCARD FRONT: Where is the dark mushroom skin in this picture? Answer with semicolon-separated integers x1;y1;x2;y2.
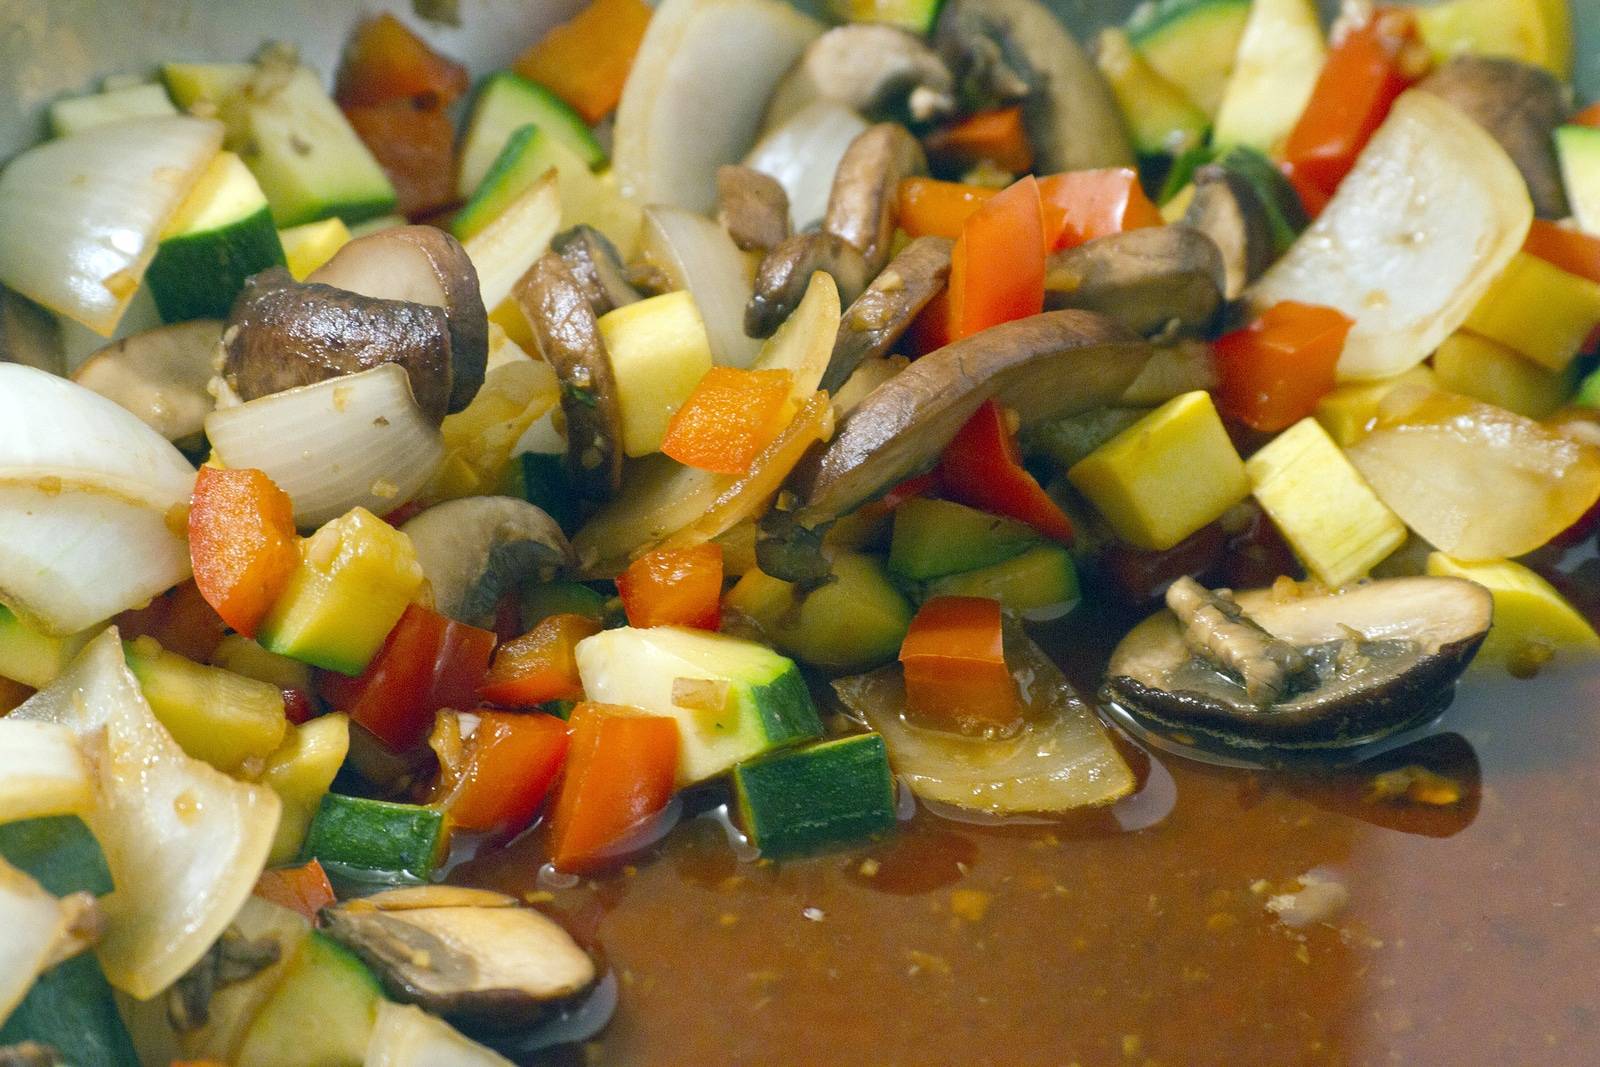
399;496;574;627
820;235;952;395
1419;56;1572;219
1104;577;1494;749
516;252;625;500
936;0;1134;173
551;224;642;317
1182;166;1275;301
745;232;872;339
222;267;456;424
716;165;792;253
1044;225;1226;338
823;123;927;274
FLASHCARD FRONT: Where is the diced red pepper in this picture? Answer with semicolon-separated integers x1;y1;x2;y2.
1572;102;1600;129
253;859;335;922
187;467;300;639
1281;8;1423;204
480;613;602;706
444;710;570;834
947;175;1045;341
1100;522;1227;607
617;544;723;630
342;101;458;219
1036;168;1161;252
114;580;232;664
319;604;496;752
939;400;1073;541
895;178;999;239
904;285;952;356
659;367;795;474
1524;220;1600;285
335;12;469;107
513;0;653;123
925;107;1034;175
1213;301;1354;432
548;702;679;871
280;687;319;726
898;596;1021;734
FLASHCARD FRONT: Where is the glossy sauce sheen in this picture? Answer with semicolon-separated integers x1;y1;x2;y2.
456;563;1600;1065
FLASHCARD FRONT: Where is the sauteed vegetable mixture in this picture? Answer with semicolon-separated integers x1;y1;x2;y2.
1;0;1598;1062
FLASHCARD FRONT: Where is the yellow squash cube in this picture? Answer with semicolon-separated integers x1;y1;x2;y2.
1432;332;1575;419
277;217;350;281
1313;366;1438;447
1425;553;1600;670
263;713;351;865
597;290;715;457
1067;390;1250;551
1464;252;1600;371
1245;418;1407;588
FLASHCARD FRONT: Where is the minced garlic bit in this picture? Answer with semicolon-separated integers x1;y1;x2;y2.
857;858;881;878
801;907;824;922
949;889;991;923
1366;765;1463;807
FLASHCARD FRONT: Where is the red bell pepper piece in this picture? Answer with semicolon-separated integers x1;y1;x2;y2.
513;0;653;123
1036;168;1162;252
548;703;679;871
1524;220;1600;285
617;544;723;630
480;613;602;706
280;687;319;726
443;710;570;834
925;107;1034;175
659;367;795;474
335;12;469;107
113;580;232;664
939;400;1073;541
895;178;999;239
1573;102;1600;129
319;604;496;752
899;596;1021;734
1213;301;1354;432
342;102;458;219
188;467;300;640
1101;523;1228;607
947;175;1045;341
1281;8;1423;204
253;859;335;921
904;285;952;356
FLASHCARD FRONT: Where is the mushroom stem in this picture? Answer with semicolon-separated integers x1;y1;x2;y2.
1165;577;1308;707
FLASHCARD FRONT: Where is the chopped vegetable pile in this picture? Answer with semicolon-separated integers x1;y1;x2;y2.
2;0;1599;1061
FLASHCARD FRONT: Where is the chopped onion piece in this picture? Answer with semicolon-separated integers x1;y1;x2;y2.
0;116;223;336
205;363;445;529
463;170;561;313
0;859;82;1026
365;1002;516;1067
641;206;762;369
0;719;92;822
11;630;280;1000
744;101;870;231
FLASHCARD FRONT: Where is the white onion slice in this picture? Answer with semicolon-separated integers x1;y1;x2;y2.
205;363;445;528
1246;91;1532;381
641;206;762;368
0;719;93;823
751;270;839;400
744;101;870;231
12;629;280;1000
365;1002;516;1067
613;0;822;214
463;170;561;314
0;116;223;336
0;858;80;1026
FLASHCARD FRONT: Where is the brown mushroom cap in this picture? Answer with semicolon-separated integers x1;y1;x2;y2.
1044;225;1226;338
399;495;573;628
1104;577;1494;749
764;24;957;130
746;231;871;339
1182;167;1276;301
551;225;642;317
823;123;927;274
821;235;952;395
716;165;792;253
1419;56;1572;219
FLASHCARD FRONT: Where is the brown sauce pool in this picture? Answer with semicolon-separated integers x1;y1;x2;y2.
454;551;1600;1065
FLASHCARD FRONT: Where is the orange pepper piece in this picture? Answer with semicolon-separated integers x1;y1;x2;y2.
513;0;653;124
617;544;724;630
947;175;1045;342
548;703;679;872
480;613;603;706
1036;167;1161;252
335;12;469;107
445;709;570;834
252;859;335;922
342;102;457;219
1524;220;1600;285
925;107;1034;175
898;596;1021;734
896;178;999;239
187;467;300;639
1213;301;1354;432
659;367;795;474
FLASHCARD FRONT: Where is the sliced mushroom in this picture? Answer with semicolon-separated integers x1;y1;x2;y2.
823;123;927;274
516;252;624;499
0;286;64;376
400;496;573;628
1044;225;1225;338
550;225;641;317
746;232;871;339
1419;56;1572;219
716;165;792;253
1105;577;1494;749
321;894;596;1027
222;267;457;424
764;24;956;131
308;225;489;412
821;235;952;395
936;0;1134;173
71;319;223;442
790;310;1150;526
1182;166;1275;301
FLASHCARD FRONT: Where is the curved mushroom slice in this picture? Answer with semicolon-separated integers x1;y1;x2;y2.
791;310;1150;525
823;123;927;275
1105;576;1494;749
1044;226;1226;338
764;24;956;131
1182;167;1275;301
400;495;573;628
746;232;870;339
516;253;625;500
222;268;457;424
821;236;951;395
716;165;791;253
936;0;1134;173
1419;56;1571;220
321;895;596;1028
72;319;223;442
0;286;64;376
308;225;489;413
550;226;641;318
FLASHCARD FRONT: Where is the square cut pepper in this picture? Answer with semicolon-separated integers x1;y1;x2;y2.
898;596;1020;735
